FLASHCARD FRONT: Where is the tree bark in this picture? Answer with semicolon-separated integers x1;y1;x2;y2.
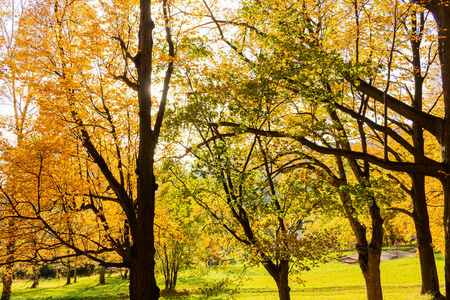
129;241;159;299
1;265;13;300
129;159;159;299
30;265;39;288
1;221;15;300
66;266;71;285
328;101;384;300
99;266;106;285
443;179;450;298
406;12;443;296
172;268;178;291
125;1;160;299
356;204;383;300
161;246;180;292
410;174;442;297
339;190;383;300
263;260;291;300
1;260;13;300
276;261;291;300
361;253;383;300
426;3;450;297
163;248;170;291
73;268;77;284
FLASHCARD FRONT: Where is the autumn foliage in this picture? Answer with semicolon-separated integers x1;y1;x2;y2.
1;0;450;300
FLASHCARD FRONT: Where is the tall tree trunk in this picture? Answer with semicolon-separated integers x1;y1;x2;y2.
361;252;382;300
358;203;383;300
129;167;159;298
443;179;450;297
66;265;71;285
99;266;106;285
263;260;290;300
276;261;291;300
440;19;450;300
73;268;77;284
411;174;442;297
1;264;13;300
407;13;442;296
30;265;39;289
129;157;159;299
171;256;178;292
340;191;383;300
325;86;384;299
421;2;450;296
163;247;170;291
127;0;160;299
161;246;180;292
432;4;450;297
1;221;15;300
171;269;178;291
129;238;159;299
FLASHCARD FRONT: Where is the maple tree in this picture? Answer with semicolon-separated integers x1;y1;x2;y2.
343;1;450;295
0;1;35;299
1;1;448;300
178;88;394;300
185;0;449;299
0;0;198;298
172;0;449;299
170;90;339;300
302;1;446;296
337;4;442;294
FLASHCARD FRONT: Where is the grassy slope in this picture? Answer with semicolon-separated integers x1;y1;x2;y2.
5;253;445;300
225;254;445;300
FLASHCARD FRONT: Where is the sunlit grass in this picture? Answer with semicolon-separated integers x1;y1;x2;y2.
5;253;445;299
8;275;129;299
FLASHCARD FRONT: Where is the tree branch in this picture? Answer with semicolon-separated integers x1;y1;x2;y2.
345;76;443;141
212;121;446;177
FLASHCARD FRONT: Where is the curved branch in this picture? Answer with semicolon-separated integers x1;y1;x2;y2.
345;76;443;141
114;75;138;91
212;121;446;177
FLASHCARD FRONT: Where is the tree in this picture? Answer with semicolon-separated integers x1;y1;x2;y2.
340;0;450;294
171;94;337;300
99;265;106;285
154;166;206;293
0;0;189;298
191;0;446;297
173;2;443;298
0;1;35;298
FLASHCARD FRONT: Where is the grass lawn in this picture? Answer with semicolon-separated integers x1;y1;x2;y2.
4;253;445;300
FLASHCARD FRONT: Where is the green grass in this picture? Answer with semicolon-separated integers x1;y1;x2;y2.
4;253;445;300
7;276;129;300
382;242;418;252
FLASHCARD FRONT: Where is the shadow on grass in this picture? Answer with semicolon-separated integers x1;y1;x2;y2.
435;253;445;261
11;276;130;300
160;290;191;299
177;276;210;286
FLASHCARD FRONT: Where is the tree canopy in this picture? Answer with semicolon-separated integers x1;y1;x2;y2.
1;0;449;299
